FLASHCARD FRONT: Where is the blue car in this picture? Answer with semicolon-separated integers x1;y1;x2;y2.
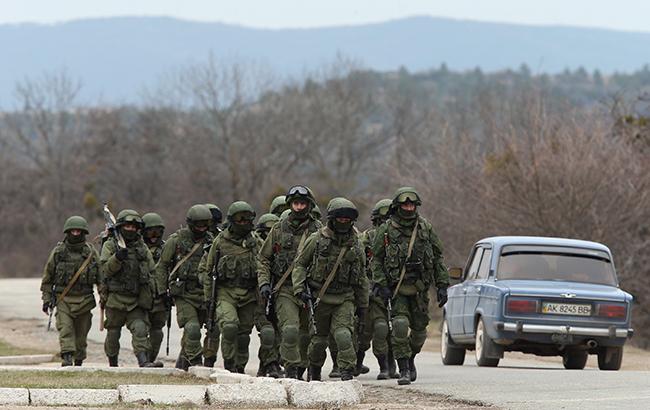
441;236;634;370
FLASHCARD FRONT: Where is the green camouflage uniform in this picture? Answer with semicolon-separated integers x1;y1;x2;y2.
41;227;101;364
142;212;167;363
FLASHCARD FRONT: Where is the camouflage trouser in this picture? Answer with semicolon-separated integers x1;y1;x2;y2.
216;288;256;370
148;298;168;361
175;299;207;361
104;306;151;357
203;325;220;362
390;292;430;360
309;300;356;371
254;302;280;367
56;296;95;361
274;290;310;368
369;296;390;356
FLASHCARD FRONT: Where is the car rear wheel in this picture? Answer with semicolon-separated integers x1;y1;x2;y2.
597;346;623;371
441;318;465;365
475;318;499;367
562;349;588;370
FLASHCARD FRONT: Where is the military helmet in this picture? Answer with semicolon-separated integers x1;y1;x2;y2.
63;216;89;234
371;199;392;219
311;204;322;219
204;203;223;224
185;204;212;224
228;201;256;219
269;196;287;215
285;185;315;204
115;209;144;228
392;187;422;206
257;213;279;229
326;197;359;220
142;212;165;229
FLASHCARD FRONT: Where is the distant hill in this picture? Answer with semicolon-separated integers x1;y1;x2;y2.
1;16;650;105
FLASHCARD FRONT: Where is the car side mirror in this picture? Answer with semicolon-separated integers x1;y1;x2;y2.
449;267;463;280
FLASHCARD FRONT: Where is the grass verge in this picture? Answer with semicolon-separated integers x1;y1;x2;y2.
0;370;204;389
0;338;49;356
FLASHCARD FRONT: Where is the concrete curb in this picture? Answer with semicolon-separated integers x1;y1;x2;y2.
0;355;54;365
286;379;365;408
0;388;29;406
118;384;208;405
0;365;186;375
30;388;119;406
207;382;288;408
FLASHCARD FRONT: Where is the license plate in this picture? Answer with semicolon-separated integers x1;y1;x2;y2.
542;302;592;316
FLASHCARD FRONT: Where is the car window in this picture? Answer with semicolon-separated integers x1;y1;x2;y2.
465;247;483;281
476;249;492;279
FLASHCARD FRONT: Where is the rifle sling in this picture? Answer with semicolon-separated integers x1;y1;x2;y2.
273;230;308;293
392;222;419;299
316;246;348;302
56;245;94;305
168;241;202;281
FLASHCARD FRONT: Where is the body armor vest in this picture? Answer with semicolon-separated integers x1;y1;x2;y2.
105;238;150;296
271;217;320;287
53;242;97;296
170;229;209;292
383;217;436;286
307;229;364;294
215;234;259;289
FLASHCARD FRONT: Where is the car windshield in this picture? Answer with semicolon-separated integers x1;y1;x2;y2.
497;246;617;286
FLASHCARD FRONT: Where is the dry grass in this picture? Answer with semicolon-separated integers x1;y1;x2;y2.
0;370;203;389
0;339;48;357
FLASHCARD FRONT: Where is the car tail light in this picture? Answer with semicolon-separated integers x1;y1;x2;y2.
507;298;538;314
596;304;626;319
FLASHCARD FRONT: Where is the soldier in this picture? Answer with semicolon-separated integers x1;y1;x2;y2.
255;213;279;241
360;199;399;379
202;201;260;373
269;195;288;217
371;187;449;385
258;186;322;379
205;203;223;235
40;216;101;367
100;210;157;367
156;204;214;370
142;212;166;367
292;197;369;381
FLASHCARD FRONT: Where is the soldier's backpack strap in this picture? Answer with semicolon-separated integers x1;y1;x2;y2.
56;244;94;304
392;222;419;299
273;230;308;293
168;241;202;281
315;245;348;305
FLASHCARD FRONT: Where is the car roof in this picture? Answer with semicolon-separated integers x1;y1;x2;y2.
476;236;611;253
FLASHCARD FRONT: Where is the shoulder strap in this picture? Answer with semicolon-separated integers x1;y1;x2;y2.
273;229;309;292
56;245;94;304
168;241;202;280
392;222;419;299
315;245;348;304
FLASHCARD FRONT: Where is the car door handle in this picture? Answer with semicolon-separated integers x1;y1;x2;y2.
462;288;468;294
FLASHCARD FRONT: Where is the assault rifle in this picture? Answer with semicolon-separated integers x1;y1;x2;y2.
304;283;317;334
46;284;56;331
206;249;220;346
165;289;172;356
386;296;393;332
100;203;126;331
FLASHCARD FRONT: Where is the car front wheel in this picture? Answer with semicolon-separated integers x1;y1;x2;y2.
475;318;499;367
441;318;465;365
598;346;623;371
562;349;588;370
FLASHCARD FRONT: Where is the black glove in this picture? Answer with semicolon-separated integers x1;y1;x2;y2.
377;286;392;301
115;247;128;261
299;291;312;305
355;307;367;322
260;284;272;300
42;301;50;314
437;287;448;307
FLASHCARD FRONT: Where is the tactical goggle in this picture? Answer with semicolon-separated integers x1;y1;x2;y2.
192;221;211;228
232;212;255;223
144;227;164;237
330;207;359;220
287;185;310;196
396;192;421;204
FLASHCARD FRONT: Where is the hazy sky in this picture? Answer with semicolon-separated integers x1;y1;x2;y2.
3;0;650;33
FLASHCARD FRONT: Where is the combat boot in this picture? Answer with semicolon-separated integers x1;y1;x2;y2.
266;362;282;379
284;366;298;379
308;365;322;381
296;366;306;381
328;351;340;378
136;351;156;368
409;354;417;382
188;354;203;368
354;351;369;376
74;359;83;367
61;352;73;367
148;353;163;368
375;354;389;380
340;368;354;381
388;350;399;379
256;363;266;377
108;355;119;367
397;358;411;385
235;366;245;374
203;356;216;368
175;355;189;371
224;358;236;373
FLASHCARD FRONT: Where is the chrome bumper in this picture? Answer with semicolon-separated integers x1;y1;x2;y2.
497;322;634;338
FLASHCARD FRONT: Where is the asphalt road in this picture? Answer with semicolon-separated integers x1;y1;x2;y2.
2;278;649;409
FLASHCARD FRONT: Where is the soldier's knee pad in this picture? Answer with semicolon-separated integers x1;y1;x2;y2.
184;321;201;341
130;319;148;338
221;322;238;342
260;325;275;348
392;316;409;339
282;325;299;346
373;319;389;340
333;328;353;351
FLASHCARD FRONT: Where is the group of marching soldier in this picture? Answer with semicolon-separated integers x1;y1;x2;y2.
40;185;449;385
